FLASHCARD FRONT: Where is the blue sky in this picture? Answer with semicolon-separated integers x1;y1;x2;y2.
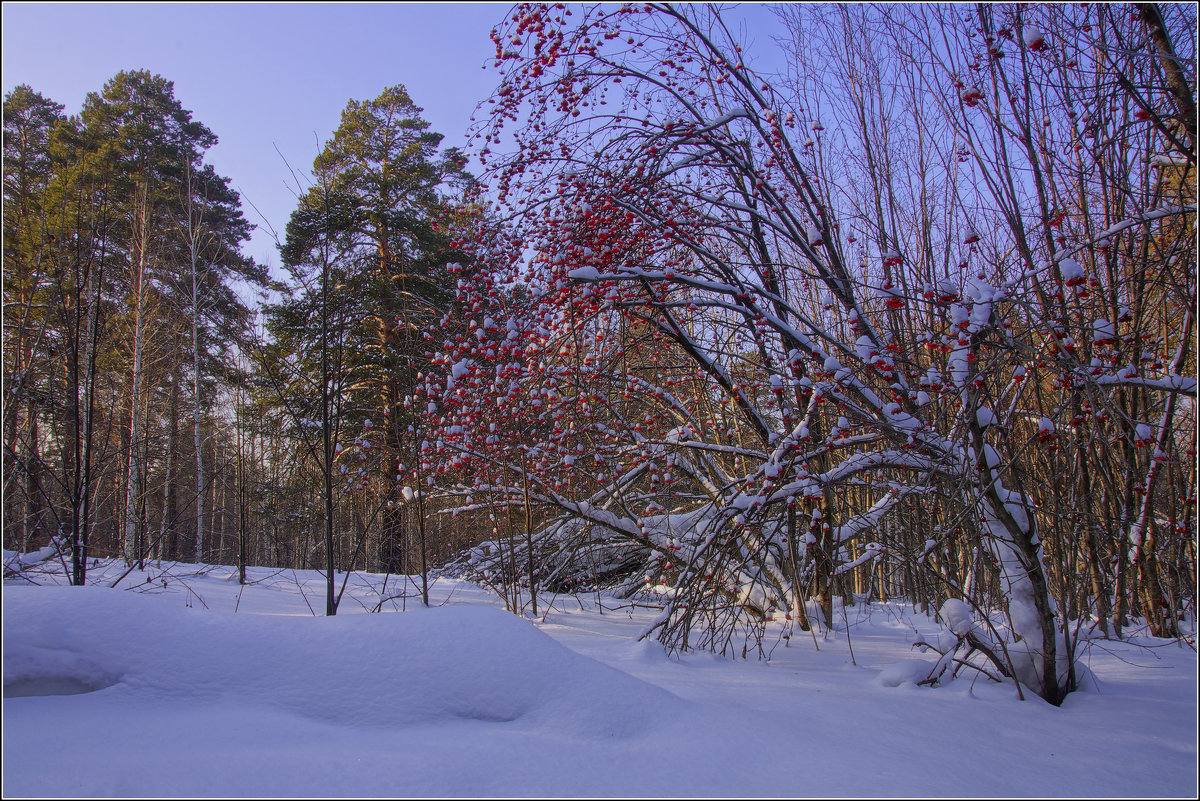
4;3;783;282
3;2;508;276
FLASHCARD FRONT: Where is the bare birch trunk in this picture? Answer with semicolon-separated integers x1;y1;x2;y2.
123;183;149;566
157;369;178;563
186;165;206;565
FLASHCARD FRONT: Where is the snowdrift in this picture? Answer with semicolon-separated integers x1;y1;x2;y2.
4;585;678;733
3;570;1195;798
2;583;765;797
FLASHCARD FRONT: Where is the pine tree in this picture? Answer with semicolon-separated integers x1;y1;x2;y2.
3;86;67;553
267;85;469;609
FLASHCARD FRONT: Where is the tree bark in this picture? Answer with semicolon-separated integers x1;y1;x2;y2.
123;183;149;567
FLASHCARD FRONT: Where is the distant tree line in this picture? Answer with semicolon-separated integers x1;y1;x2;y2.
3;75;472;602
4;72;265;585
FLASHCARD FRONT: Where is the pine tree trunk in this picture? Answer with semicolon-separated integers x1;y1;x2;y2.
236;377;248;584
71;246;103;587
379;378;406;574
24;399;45;551
321;251;337;616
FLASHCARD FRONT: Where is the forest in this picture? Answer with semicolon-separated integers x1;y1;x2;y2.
4;3;1196;709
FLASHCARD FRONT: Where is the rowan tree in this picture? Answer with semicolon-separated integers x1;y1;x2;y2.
425;2;1195;705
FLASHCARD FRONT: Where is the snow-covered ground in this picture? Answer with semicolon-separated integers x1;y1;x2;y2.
3;558;1196;798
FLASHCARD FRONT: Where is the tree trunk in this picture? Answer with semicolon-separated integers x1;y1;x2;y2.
158;371;179;563
784;499;811;630
236;379;248;584
321;250;337;616
24;398;46;551
523;458;536;617
379;378;406;574
188;165;206;566
123;184;149;567
71;229;104;587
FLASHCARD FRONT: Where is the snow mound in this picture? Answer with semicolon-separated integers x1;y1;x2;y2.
3;586;681;735
940;598;975;637
876;658;936;687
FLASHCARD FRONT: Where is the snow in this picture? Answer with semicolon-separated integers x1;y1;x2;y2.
940;598;975;637
1059;257;1085;284
567;266;600;281
1096;373;1197;394
876;658;937;687
948;342;970;387
665;425;694;443
1099;204;1195;238
968;301;991;332
451;359;473;380
3;559;1196;798
699;107;750;131
1093;318;1115;343
1149;153;1190;168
